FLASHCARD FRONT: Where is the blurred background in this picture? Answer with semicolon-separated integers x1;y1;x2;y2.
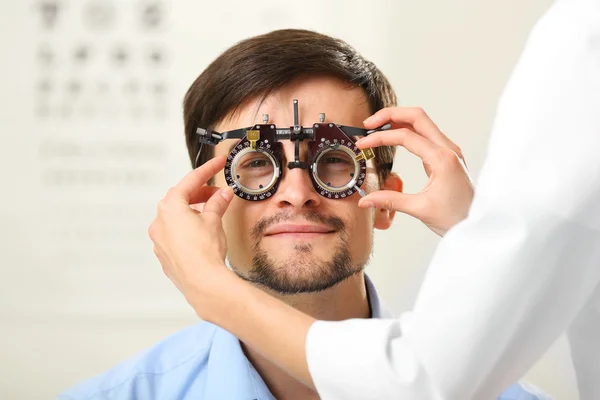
1;0;578;398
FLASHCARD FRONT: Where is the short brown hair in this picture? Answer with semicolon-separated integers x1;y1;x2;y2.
183;29;397;185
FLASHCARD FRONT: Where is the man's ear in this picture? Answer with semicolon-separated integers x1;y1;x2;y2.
374;172;403;230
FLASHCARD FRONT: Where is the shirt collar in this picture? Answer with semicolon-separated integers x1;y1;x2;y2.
365;273;393;318
204;325;273;400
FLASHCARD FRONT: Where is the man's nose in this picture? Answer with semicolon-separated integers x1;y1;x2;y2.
271;144;321;209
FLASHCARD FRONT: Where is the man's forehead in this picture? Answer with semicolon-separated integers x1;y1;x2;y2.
216;76;369;127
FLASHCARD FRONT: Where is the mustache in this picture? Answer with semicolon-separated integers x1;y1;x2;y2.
251;210;346;239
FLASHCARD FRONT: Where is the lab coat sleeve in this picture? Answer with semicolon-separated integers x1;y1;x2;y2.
306;0;600;399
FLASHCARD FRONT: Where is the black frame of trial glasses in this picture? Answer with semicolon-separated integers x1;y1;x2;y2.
195;99;391;201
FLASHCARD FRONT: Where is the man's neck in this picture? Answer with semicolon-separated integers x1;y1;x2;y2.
241;272;371;400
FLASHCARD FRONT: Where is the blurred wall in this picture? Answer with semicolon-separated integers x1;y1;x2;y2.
1;0;578;399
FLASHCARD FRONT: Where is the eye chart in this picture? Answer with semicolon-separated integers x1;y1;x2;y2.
1;0;191;316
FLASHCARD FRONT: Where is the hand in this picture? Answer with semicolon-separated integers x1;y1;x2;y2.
356;107;474;236
148;155;236;316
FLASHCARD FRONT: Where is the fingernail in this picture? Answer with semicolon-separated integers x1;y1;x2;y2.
363;116;374;125
359;201;375;208
221;188;233;201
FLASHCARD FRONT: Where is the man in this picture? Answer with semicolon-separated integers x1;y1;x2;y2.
60;29;550;400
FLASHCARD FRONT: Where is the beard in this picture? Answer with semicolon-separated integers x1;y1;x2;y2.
229;210;370;295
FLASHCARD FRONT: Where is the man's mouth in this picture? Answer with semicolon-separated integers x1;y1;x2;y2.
263;224;336;239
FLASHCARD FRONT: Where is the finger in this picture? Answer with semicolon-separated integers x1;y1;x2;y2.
364;108;440;134
188;186;220;211
167;155;227;204
159;186;219;216
358;190;423;217
202;186;234;218
364;107;462;157
356;128;440;161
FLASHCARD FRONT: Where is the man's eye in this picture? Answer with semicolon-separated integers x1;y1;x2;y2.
324;157;349;164
247;159;269;168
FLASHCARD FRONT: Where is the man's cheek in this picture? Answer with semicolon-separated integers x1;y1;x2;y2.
222;203;244;242
351;204;376;231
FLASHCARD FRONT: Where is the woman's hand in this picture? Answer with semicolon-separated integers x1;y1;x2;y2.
148;155;236;317
357;107;474;236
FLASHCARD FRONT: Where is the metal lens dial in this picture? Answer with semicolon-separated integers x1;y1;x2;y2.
224;126;282;202
232;147;278;193
313;145;360;193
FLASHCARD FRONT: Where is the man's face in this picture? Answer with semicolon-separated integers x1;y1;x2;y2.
212;76;390;294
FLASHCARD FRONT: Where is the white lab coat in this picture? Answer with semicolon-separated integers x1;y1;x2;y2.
306;0;600;399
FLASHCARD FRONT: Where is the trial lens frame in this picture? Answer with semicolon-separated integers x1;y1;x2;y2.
195;99;391;201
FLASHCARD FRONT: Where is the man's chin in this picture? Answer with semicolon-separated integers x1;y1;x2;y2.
262;244;330;260
261;232;336;252
244;266;358;295
245;230;358;294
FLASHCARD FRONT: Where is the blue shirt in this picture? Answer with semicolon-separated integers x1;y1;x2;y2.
58;276;553;400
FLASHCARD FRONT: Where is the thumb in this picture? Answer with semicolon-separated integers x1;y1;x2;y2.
202;187;235;218
358;190;420;216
